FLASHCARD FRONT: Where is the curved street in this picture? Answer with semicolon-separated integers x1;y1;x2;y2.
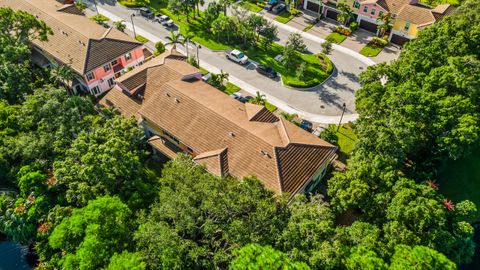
89;0;375;123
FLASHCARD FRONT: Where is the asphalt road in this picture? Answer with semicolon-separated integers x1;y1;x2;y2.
89;0;368;119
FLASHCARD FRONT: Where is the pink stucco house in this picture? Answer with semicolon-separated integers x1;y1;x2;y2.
1;0;146;97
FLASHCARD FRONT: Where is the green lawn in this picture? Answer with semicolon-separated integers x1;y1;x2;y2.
336;123;357;162
219;82;241;95
135;35;149;43
303;23;315;32
360;43;383;57
118;0;148;7
265;102;277;112
275;11;294;24
240;1;265;12
437;147;480;220
325;32;347;44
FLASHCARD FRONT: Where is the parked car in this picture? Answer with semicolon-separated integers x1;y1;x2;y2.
139;7;154;19
156;14;174;27
229;92;249;103
299;120;313;132
272;3;286;14
256;64;277;78
225;49;249;65
264;0;279;11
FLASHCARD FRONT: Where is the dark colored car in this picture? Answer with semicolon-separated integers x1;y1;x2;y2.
299;120;313;132
139;7;154;19
264;0;279;11
256;64;277;78
272;3;286;14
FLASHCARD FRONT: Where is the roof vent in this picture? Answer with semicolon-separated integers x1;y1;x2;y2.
174;98;180;103
228;132;235;137
260;150;271;158
166;93;170;97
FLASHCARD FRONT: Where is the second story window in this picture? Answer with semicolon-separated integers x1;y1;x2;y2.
103;63;111;72
363;6;368;13
371;8;376;15
353;1;360;8
379;11;384;17
125;52;132;61
86;71;94;81
404;22;410;31
111;59;118;66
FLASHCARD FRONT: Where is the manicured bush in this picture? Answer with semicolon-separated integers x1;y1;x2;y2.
370;37;388;47
349;21;358;31
154;41;165;56
335;25;352;36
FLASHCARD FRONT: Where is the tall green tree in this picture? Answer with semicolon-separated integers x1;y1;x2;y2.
230;244;311;270
389;245;456;270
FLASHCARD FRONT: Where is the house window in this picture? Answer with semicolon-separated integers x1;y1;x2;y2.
363;6;368;12
379;11;384;17
111;59;118;66
91;86;100;95
353;1;360;8
86;71;95;81
108;77;115;87
371;8;376;15
162;130;180;145
103;63;111;72
404;22;410;31
125;52;132;61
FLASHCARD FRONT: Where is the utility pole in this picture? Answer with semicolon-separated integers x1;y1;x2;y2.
337;103;346;132
130;14;137;38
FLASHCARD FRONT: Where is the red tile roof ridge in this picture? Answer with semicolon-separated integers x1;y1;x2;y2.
194;148;228;160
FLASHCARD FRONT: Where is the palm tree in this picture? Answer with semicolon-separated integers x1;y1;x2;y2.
50;65;76;94
377;13;393;37
182;32;194;59
165;30;185;51
113;20;126;32
251;91;266;106
218;70;229;86
337;2;355;26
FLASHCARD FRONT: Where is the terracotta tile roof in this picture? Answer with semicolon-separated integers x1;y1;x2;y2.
375;0;413;14
0;0;142;74
432;4;455;21
147;136;180;159
396;4;436;26
99;55;337;197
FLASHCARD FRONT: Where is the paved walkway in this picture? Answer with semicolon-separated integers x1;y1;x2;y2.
87;1;370;124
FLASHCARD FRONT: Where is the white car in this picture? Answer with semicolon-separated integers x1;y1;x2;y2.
225;49;249;65
156;14;174;27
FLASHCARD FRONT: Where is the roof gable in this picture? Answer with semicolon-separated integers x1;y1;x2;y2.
84;38;142;73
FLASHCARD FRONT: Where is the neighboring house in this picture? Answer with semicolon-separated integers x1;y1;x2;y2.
98;52;338;198
0;0;145;97
303;0;454;45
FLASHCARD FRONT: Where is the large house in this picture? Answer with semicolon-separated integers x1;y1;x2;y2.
303;0;454;45
0;0;146;97
98;53;338;198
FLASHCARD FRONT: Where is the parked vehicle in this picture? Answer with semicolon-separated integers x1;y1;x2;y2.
225;49;249;65
272;3;286;14
264;0;279;11
256;64;277;78
139;7;154;19
156;14;174;27
299;120;313;132
229;92;249;103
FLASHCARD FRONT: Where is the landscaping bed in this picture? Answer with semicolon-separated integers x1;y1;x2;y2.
240;1;265;13
360;44;382;57
135;35;149;43
325;32;347;44
275;11;294;24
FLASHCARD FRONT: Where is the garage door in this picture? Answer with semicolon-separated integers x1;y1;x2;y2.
390;34;410;46
306;1;320;13
359;20;378;33
325;9;339;20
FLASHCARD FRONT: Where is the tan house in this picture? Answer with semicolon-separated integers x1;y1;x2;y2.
0;0;146;96
98;53;338;198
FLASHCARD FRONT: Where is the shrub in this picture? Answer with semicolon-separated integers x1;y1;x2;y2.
154;41;165;56
370;37;388;47
319;125;339;145
335;25;352;36
349;21;358;31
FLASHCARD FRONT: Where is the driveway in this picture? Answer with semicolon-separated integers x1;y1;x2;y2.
86;0;370;123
